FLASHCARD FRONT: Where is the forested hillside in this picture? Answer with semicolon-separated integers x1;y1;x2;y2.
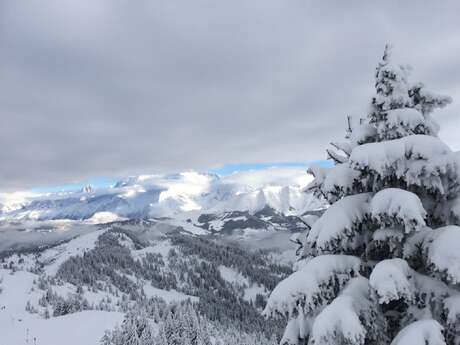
0;223;293;344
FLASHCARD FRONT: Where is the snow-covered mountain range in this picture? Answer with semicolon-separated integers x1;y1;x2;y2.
0;169;318;344
0;168;322;225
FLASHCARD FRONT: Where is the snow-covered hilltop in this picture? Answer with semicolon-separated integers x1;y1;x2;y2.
0;168;322;224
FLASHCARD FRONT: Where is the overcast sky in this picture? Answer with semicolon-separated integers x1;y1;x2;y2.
1;1;460;191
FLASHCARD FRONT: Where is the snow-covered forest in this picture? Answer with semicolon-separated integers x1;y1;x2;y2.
263;46;460;345
1;225;292;344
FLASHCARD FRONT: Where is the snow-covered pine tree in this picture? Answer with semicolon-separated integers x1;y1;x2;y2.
156;303;212;345
102;310;155;345
263;45;460;345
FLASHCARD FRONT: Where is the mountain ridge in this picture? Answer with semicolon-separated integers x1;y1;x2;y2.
0;169;322;223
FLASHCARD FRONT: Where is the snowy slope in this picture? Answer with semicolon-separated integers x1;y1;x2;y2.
0;222;292;345
0;266;124;345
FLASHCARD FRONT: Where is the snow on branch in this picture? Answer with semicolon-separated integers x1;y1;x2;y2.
424;226;460;284
330;141;352;157
349;123;377;146
280;314;314;345
371;255;456;312
382;108;436;139
263;255;361;318
311;277;387;345
321;163;361;203
371;227;405;257
390;320;446;345
350;135;458;196
305;193;371;253
326;148;348;164
370;188;427;232
409;84;452;116
370;258;415;304
350;135;450;171
304;164;329;196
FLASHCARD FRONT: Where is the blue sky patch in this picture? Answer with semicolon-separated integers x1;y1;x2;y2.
209;160;332;176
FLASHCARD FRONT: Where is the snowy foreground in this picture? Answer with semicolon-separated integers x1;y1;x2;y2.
0;231;123;345
1;299;123;345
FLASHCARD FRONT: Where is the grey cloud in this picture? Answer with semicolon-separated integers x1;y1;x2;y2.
1;1;460;190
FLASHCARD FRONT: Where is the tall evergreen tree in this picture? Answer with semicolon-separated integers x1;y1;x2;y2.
103;310;155;345
264;46;460;345
157;304;212;345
